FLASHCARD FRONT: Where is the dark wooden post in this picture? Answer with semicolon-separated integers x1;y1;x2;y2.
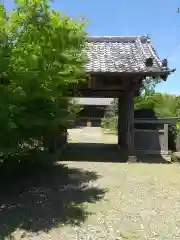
118;95;127;149
126;90;137;162
163;123;169;154
118;91;137;162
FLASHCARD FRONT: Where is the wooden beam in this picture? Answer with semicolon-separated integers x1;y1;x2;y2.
72;84;130;91
69;74;145;96
68;89;127;98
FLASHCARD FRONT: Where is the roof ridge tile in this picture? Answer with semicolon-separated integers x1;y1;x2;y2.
87;36;149;43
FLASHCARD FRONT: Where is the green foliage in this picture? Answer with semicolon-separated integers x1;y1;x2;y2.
105;93;180;121
0;0;87;157
141;77;161;95
101;99;118;133
134;93;178;117
101;116;118;134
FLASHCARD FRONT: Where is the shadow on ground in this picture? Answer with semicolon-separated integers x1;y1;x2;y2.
0;158;106;238
64;143;171;164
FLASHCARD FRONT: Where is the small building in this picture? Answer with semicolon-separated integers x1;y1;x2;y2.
74;97;114;126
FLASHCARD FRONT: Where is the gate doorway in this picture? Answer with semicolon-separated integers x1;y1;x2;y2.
66;36;175;162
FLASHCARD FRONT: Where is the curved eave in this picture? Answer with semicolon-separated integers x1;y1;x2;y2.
86;68;176;80
158;68;176;81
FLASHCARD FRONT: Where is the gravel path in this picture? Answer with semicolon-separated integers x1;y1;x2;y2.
1;127;180;239
58;161;180;240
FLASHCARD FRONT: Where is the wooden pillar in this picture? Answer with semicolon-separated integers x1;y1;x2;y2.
118;95;127;149
126;90;136;162
118;91;137;162
163;124;169;154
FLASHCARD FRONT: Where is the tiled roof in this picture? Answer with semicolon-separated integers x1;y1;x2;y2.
85;36;170;74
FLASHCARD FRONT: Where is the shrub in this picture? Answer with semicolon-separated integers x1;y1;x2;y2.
0;1;87;163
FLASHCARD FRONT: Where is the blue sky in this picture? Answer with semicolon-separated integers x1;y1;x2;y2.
4;0;180;94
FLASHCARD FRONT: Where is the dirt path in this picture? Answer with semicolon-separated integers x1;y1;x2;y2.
1;127;180;239
5;162;180;240
68;127;117;144
58;161;180;240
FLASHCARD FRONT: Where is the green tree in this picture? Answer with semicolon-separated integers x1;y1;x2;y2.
141;77;161;95
0;0;87;157
134;93;178;118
